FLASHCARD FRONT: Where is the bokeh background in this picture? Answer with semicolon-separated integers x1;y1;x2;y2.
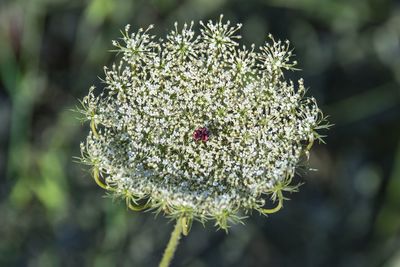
1;0;400;266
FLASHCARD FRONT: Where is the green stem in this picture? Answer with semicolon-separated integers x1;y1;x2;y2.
260;190;283;214
159;219;183;267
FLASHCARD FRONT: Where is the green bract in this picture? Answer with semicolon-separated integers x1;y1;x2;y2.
78;15;328;230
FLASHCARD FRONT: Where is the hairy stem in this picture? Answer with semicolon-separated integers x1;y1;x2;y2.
159;219;183;267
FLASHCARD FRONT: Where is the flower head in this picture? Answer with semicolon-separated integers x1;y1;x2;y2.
78;15;329;230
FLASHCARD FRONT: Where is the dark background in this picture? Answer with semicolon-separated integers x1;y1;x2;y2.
1;0;400;266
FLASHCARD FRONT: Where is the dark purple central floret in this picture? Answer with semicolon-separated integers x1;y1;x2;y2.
193;127;210;142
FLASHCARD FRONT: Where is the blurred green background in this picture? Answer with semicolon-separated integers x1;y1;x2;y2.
1;0;400;266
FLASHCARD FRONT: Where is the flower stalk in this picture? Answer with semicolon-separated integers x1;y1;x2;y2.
159;219;183;267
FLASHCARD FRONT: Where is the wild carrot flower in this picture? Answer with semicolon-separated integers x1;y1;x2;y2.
77;16;329;264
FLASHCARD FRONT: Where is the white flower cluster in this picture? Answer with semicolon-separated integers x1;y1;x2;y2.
78;15;328;230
